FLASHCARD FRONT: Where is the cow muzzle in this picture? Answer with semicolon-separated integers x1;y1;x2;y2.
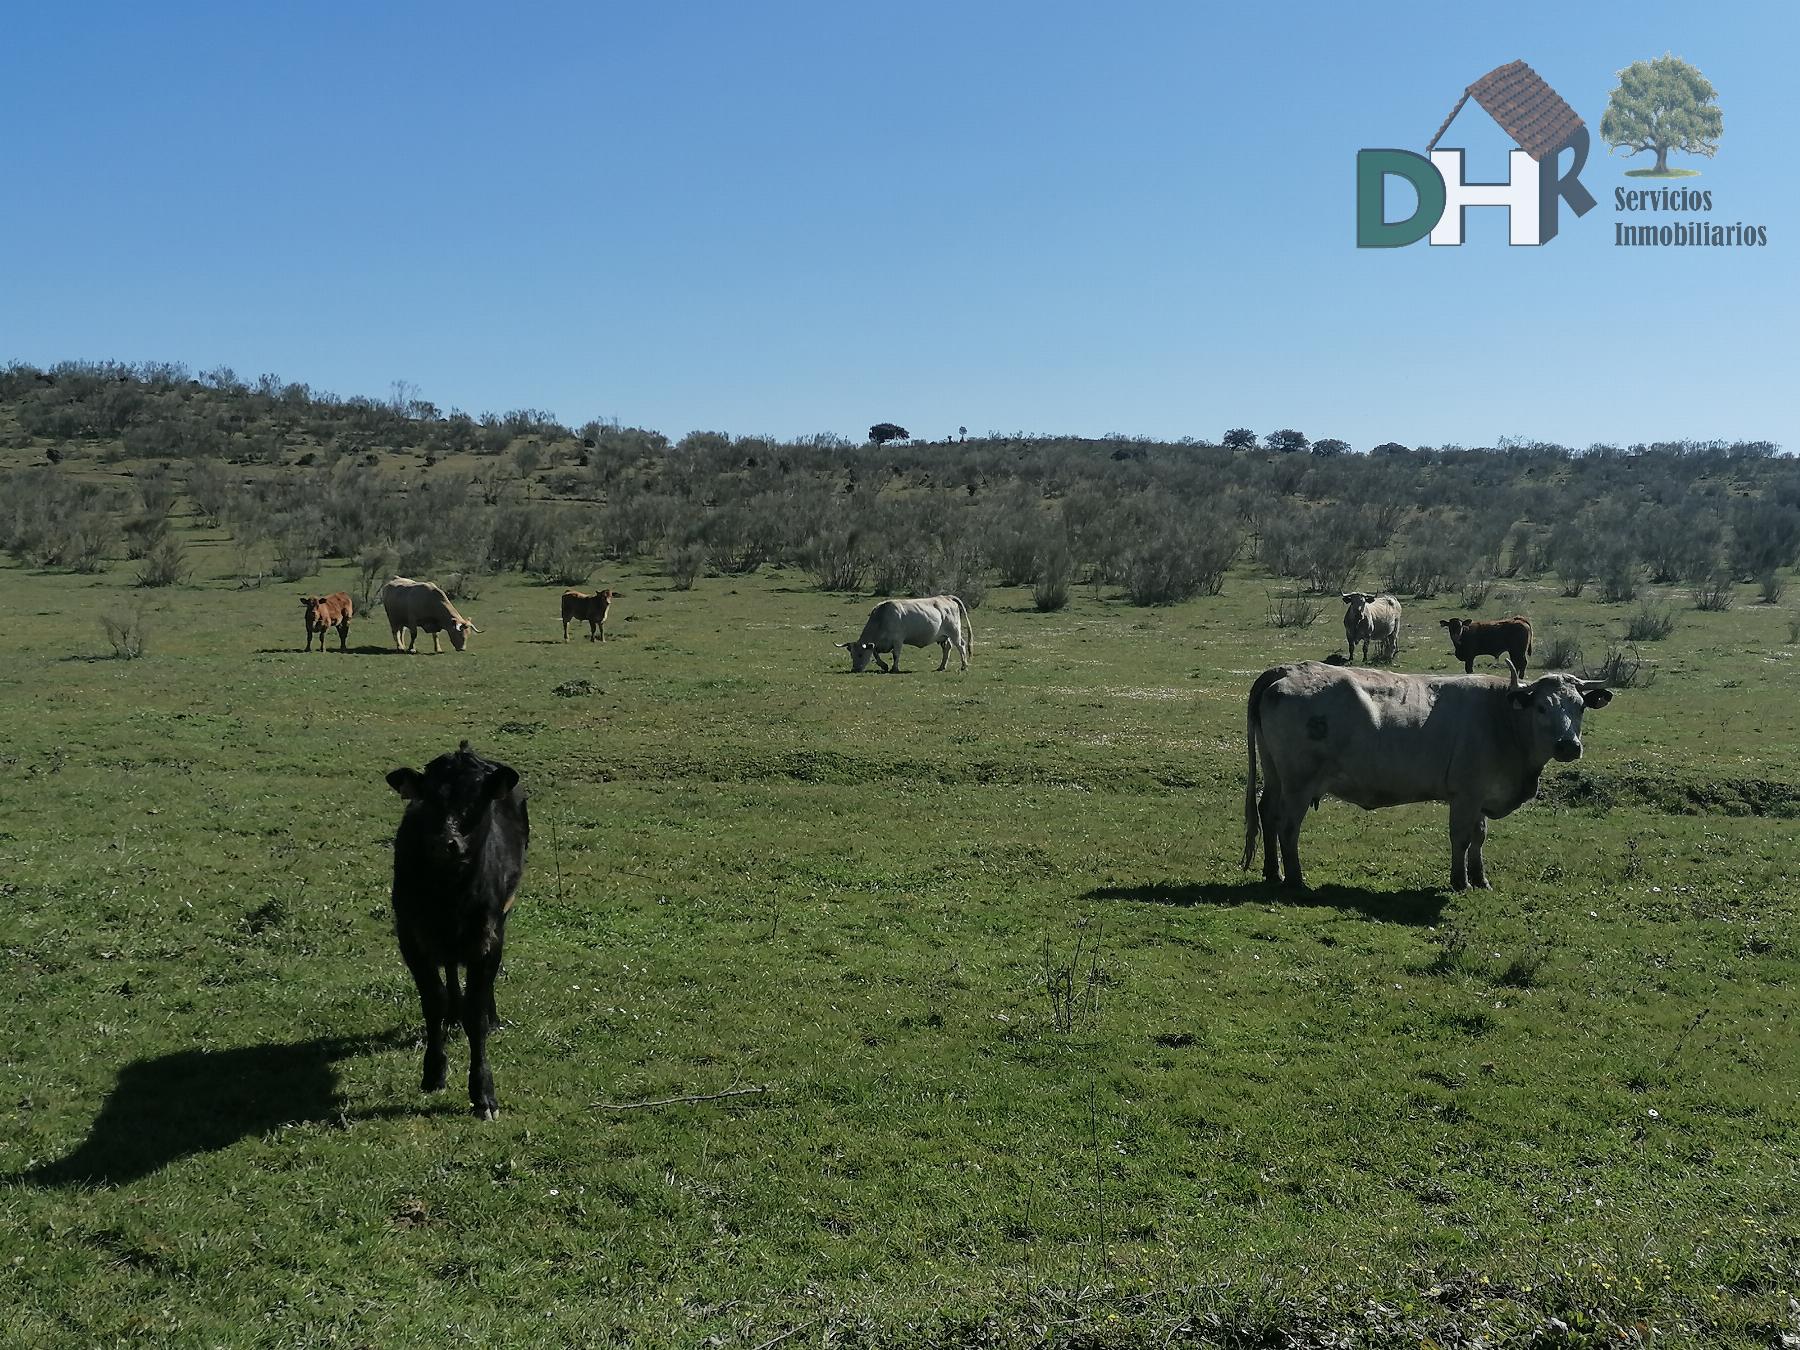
1553;739;1582;762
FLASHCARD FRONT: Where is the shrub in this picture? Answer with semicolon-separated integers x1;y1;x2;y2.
123;512;170;560
1539;626;1583;670
1759;570;1787;604
439;572;481;602
1033;546;1073;612
872;541;934;597
1385;538;1461;598
135;536;190;587
1459;575;1494;609
357;545;402;609
1624;606;1675;641
666;542;705;590
100;601;148;658
1266;591;1321;629
273;538;319;582
1583;643;1657;688
536;532;601;586
1119;503;1238;605
1599;556;1640;603
1692;570;1736;611
804;529;871;592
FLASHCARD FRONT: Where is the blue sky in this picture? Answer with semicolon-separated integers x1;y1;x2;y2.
2;2;1793;449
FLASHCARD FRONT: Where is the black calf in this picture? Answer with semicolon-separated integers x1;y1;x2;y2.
386;742;529;1119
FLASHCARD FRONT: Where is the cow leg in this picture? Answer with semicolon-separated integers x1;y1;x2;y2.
1276;794;1308;890
937;638;951;671
1464;656;1474;674
597;619;606;642
399;937;450;1092
562;617;570;641
886;649;902;673
1448;799;1485;891
1466;815;1491;889
463;952;502;1119
430;631;443;654
338;621;349;652
1258;787;1282;884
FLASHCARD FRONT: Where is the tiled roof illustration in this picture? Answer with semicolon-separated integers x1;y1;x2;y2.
1426;60;1586;161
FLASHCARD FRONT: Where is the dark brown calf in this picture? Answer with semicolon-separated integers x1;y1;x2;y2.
387;742;529;1119
561;588;618;642
1440;616;1533;675
301;592;353;651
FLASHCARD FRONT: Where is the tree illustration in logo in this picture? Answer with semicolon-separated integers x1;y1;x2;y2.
1601;54;1722;177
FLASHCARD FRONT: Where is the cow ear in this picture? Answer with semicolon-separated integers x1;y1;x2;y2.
1339;594;1354;604
387;768;424;799
484;765;520;800
1582;686;1614;709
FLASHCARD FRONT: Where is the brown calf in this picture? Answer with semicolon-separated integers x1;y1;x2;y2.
302;592;354;652
1440;616;1533;674
561;588;618;642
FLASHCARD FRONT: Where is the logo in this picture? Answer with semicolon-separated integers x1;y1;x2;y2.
1357;60;1597;247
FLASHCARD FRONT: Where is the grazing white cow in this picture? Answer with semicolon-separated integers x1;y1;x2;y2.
841;595;972;673
1242;658;1614;891
1341;591;1401;662
379;577;480;653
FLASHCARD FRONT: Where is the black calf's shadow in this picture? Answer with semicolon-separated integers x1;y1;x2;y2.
12;1029;416;1189
1087;880;1447;926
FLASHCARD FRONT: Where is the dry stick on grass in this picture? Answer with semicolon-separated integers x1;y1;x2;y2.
750;1320;817;1350
596;1085;769;1111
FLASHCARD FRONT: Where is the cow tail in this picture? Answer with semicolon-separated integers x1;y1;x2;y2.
951;594;972;656
1243;670;1275;870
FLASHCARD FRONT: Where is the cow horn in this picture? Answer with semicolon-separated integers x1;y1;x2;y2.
1503;655;1521;688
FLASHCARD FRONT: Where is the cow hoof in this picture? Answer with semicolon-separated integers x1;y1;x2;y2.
473;1104;499;1121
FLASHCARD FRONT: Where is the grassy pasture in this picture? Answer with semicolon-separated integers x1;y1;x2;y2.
3;525;1799;1347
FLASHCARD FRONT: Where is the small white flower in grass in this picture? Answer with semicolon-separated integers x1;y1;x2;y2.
549;1188;559;1196
1647;1108;1660;1119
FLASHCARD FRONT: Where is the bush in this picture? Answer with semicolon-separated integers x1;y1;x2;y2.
872;541;934;597
123;513;170;560
1266;591;1322;629
439;572;481;602
1583;643;1657;688
804;528;871;592
273;538;319;582
1759;570;1787;604
1624;606;1675;641
1692;570;1736;611
1121;506;1238;605
1033;546;1073;612
135;537;190;587
666;542;705;590
1539;626;1583;670
1385;538;1461;598
100;601;148;658
536;530;601;586
1459;576;1494;609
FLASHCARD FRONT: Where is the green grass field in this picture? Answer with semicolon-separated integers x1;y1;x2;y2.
4;522;1799;1347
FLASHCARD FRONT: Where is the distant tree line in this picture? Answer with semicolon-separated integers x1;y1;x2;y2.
0;360;1792;609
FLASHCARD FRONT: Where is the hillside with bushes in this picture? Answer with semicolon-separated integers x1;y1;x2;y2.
2;359;1792;612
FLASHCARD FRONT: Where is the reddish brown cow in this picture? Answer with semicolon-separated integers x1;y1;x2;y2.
561;588;618;642
1440;616;1533;674
302;592;354;652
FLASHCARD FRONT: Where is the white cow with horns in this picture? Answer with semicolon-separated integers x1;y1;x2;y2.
840;595;973;673
1242;657;1615;891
